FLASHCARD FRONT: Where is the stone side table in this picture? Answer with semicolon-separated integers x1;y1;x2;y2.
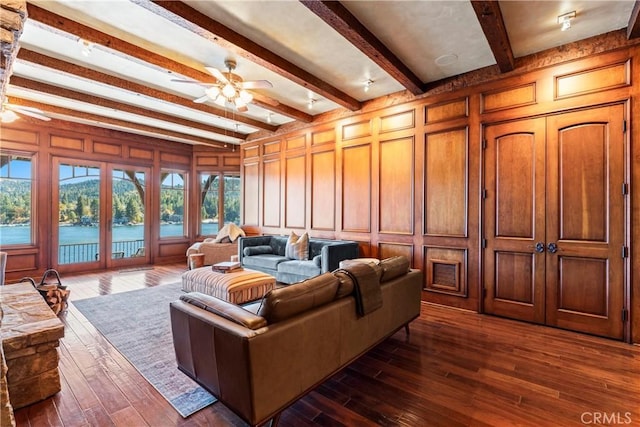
0;283;65;409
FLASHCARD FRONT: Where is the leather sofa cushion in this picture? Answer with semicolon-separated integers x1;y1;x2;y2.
180;292;267;330
258;272;339;323
380;256;410;282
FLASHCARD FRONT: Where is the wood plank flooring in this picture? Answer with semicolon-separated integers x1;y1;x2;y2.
11;263;640;426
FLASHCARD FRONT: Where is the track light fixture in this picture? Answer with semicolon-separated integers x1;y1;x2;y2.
307;98;316;110
78;38;93;57
558;11;576;31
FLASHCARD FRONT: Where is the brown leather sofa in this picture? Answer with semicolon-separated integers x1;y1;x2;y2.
170;256;422;426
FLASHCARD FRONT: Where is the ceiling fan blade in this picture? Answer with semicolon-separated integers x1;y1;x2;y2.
14;107;50;121
171;79;216;88
205;66;229;84
240;80;273;89
8;105;44;113
171;79;203;84
193;95;210;104
236;104;249;113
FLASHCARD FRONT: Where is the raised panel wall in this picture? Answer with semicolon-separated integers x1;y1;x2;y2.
242;162;260;226
424;128;468;236
379;137;414;234
263;159;281;228
311;150;336;230
342;144;371;233
238;43;638;340
285;155;306;228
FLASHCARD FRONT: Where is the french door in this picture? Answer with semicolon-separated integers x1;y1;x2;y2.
53;158;150;272
483;105;626;340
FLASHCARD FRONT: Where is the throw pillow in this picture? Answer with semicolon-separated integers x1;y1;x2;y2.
285;231;309;260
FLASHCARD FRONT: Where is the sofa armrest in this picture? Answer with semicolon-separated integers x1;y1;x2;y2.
239;236;272;265
179;292;267;330
321;242;360;273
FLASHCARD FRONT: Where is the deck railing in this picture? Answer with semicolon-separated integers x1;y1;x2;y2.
58;239;144;264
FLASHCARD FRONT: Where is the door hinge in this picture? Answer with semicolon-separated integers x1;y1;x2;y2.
482;139;487;149
623;120;627;133
622;183;629;196
482;189;488;199
481;238;487;249
622;309;628;322
622;246;629;258
482;288;487;298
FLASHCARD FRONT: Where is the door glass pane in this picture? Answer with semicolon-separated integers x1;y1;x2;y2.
160;171;186;238
0;154;33;245
112;168;146;259
58;163;100;264
223;175;241;225
200;173;219;236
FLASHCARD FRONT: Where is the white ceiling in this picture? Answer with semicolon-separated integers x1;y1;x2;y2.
2;0;637;147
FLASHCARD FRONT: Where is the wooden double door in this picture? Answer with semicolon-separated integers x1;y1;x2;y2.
483;105;626;340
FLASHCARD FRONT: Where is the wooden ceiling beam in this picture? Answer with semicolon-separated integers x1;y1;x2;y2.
140;0;361;111
470;1;515;73
8;76;246;140
8;97;229;147
628;1;640;39
16;49;277;132
25;4;310;123
299;0;424;96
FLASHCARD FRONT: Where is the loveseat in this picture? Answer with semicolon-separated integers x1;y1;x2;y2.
170;256;422;426
238;234;359;284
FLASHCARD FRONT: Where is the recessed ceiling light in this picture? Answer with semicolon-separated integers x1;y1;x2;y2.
435;53;458;67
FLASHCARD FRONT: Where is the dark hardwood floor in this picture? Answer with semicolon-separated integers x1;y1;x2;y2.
12;263;640;426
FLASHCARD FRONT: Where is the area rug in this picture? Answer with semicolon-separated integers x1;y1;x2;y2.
72;283;217;417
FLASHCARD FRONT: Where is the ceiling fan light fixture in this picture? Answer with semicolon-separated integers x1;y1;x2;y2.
214;96;227;107
234;97;247;109
239;90;253;103
205;86;221;99
0;109;19;123
222;83;236;99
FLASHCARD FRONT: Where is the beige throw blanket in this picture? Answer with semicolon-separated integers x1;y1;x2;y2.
338;263;382;316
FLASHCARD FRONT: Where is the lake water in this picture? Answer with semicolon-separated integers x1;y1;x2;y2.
0;222;219;263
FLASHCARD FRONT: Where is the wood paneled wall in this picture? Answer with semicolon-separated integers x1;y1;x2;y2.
0;120;239;279
242;44;640;343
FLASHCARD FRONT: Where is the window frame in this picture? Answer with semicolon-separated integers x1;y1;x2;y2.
0;151;37;247
159;169;189;240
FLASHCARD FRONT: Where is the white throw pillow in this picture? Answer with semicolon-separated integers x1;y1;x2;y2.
285;231;309;260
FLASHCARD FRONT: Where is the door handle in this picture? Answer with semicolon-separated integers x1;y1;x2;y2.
534;242;545;253
547;242;558;253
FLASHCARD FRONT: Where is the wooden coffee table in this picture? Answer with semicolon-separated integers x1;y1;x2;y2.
181;267;275;304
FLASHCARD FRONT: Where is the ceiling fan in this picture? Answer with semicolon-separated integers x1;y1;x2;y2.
172;59;272;112
1;98;51;123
